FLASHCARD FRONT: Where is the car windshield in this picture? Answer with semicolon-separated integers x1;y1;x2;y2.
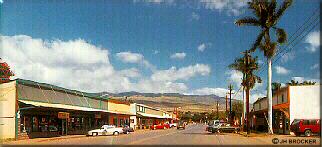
292;119;300;125
178;121;184;125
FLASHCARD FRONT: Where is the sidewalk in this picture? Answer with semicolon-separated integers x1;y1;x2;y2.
2;135;86;145
2;129;154;145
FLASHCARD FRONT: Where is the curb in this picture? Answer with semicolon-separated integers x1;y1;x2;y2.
35;135;87;143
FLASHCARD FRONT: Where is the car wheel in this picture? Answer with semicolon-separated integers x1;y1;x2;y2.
113;131;119;136
304;130;312;137
92;132;98;136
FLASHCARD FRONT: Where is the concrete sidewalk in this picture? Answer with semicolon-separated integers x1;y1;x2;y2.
2;135;86;145
2;129;155;145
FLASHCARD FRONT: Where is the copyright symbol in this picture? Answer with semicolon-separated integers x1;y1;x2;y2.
272;138;279;144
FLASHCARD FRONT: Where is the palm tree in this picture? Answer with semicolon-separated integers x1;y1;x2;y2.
229;50;261;134
235;0;293;134
272;82;281;94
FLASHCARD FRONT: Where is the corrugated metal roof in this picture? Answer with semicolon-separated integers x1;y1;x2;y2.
16;79;109;100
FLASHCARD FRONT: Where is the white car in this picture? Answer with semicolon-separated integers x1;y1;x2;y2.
87;125;124;136
169;123;177;128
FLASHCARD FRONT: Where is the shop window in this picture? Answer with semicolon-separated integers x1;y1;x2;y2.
32;116;39;132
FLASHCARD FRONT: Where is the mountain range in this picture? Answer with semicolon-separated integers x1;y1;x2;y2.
90;91;243;112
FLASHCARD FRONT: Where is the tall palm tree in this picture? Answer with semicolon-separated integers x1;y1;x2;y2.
229;50;261;134
235;0;293;134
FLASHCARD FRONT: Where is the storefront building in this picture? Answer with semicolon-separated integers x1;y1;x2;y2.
133;103;168;129
0;79;133;140
251;85;320;135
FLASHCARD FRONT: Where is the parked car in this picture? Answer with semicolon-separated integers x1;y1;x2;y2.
87;125;124;136
177;121;186;129
122;125;134;134
206;120;220;133
290;119;320;137
169;123;177;128
150;123;170;130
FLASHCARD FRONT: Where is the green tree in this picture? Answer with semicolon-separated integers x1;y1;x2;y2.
235;0;293;134
229;51;261;134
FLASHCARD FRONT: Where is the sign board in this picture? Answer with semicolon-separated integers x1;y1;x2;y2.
95;114;101;119
58;112;70;119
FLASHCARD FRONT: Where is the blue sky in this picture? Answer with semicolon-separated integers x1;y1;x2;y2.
1;0;320;102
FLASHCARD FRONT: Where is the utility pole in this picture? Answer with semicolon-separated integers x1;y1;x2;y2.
225;94;228;120
227;84;234;124
216;100;219;118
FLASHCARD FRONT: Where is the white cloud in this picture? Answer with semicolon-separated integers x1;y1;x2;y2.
198;43;206;52
281;51;295;63
310;63;319;70
275;66;291;75
191;12;200;20
133;0;174;4
2;35;191;94
133;79;188;93
116;51;154;69
197;43;212;52
118;68;141;78
0;0;3;4
250;93;266;104
170;52;186;60
1;35;131;93
192;87;228;97
305;31;320;52
200;0;248;16
151;64;211;82
226;70;243;88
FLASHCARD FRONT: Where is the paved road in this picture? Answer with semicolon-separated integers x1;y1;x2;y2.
3;124;320;145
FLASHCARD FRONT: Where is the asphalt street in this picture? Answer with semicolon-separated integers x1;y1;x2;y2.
3;124;321;145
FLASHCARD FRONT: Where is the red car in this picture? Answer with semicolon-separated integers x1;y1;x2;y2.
290;119;320;137
150;123;170;130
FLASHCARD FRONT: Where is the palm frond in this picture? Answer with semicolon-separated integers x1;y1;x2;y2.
250;30;265;52
275;0;293;21
274;27;287;43
235;17;261;26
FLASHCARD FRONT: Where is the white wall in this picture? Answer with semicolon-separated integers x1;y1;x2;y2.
130;103;137;129
0;81;17;139
289;85;320;124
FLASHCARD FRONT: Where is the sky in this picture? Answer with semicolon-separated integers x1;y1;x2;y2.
1;0;320;103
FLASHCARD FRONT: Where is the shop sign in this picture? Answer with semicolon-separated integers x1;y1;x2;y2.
95;114;101;119
58;112;70;119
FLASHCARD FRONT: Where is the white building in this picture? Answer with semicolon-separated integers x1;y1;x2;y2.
272;84;320;134
251;84;320;134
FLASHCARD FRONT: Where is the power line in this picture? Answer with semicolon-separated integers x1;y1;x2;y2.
255;8;320;75
257;14;320;75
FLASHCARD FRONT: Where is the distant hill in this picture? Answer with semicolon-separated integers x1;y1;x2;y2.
90;91;243;113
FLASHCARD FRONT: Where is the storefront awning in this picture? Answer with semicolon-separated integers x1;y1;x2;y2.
137;112;167;119
19;100;134;115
